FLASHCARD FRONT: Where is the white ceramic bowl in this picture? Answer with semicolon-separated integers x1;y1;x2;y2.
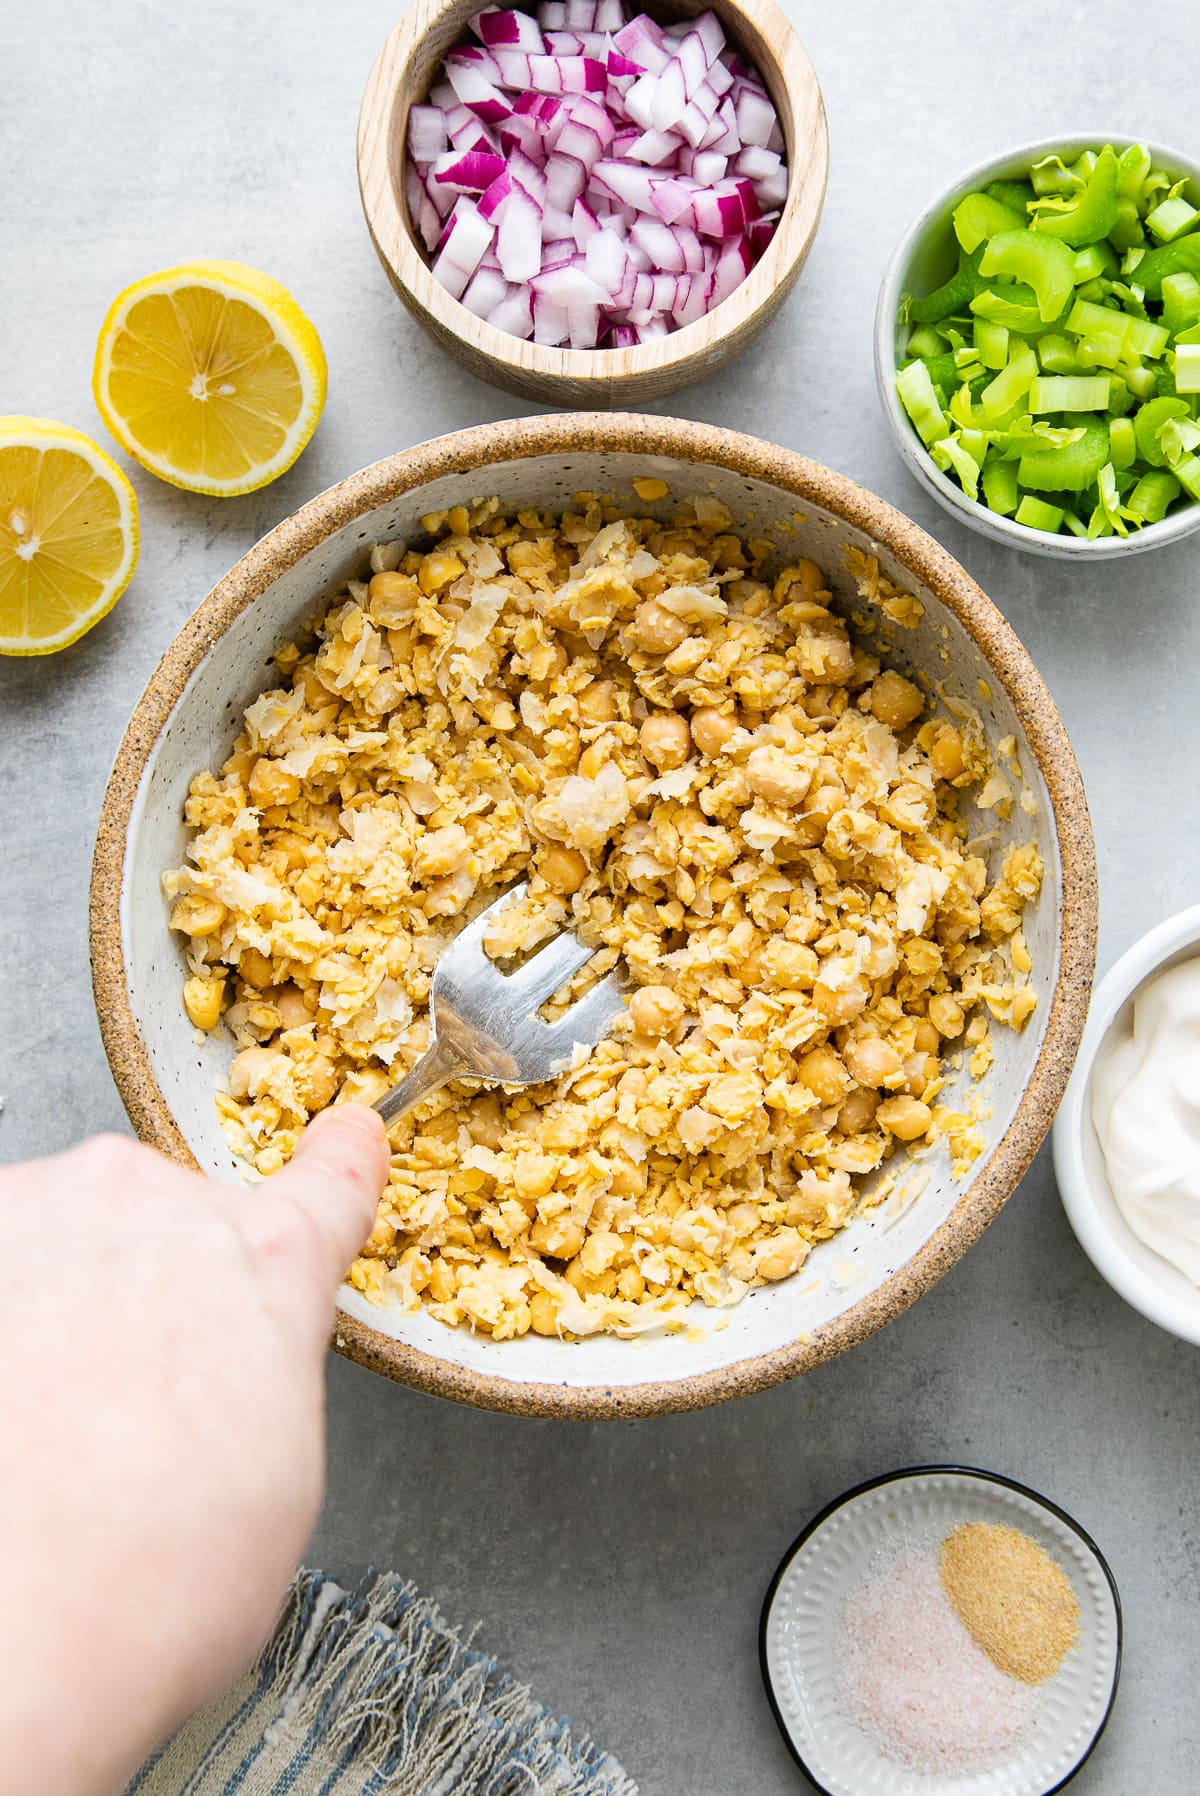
875;134;1200;562
90;414;1096;1417
1053;904;1200;1344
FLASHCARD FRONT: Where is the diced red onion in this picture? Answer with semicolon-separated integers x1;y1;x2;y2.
473;6;545;50
433;148;508;192
407;0;787;348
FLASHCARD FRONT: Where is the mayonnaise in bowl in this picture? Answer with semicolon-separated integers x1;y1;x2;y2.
1091;958;1200;1286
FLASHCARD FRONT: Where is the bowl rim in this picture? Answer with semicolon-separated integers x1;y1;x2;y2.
874;131;1200;560
1052;902;1200;1344
89;412;1098;1418
355;0;829;395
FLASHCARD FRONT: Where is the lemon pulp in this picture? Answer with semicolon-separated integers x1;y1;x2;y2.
0;417;138;655
94;262;326;497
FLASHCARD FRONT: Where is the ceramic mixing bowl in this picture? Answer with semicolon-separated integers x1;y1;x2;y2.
90;414;1097;1417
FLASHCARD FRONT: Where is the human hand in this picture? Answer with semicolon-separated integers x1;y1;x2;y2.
0;1106;389;1796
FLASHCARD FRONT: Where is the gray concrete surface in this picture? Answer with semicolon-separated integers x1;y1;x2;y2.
3;1;1199;1790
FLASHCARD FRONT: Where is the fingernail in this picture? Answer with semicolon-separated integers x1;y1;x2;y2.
326;1103;386;1140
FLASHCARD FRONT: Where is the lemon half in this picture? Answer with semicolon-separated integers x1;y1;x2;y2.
0;416;139;656
93;261;327;497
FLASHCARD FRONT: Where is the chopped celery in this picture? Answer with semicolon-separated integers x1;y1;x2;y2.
1145;195;1200;243
970;285;1047;332
1030;155;1080;199
953;192;1025;254
1126;469;1181;521
896;360;949;447
1108;416;1136;468
931;432;983;498
981;341;1038;418
1131;233;1200;300
1162;272;1200;334
1124;365;1158;400
1174;344;1200;392
1031;148;1120;245
896;141;1200;533
974;318;1009;370
1108;196;1145;252
1134;395;1190;465
981;457;1019;514
1028;375;1110;412
920;351;959;394
1168;453;1200;500
1037;332;1082;374
979;229;1075;322
1117;143;1153;200
1017;416;1110;490
1094;462;1131;535
910;250;985;324
985;179;1036;214
1071;242;1119;284
1066;297;1169;359
1015;494;1065;531
1160;416;1200;464
906;324;944;357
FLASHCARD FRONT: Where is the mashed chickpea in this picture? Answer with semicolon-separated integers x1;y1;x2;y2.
164;492;1042;1341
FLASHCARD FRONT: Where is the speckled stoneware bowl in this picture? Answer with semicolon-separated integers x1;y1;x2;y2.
90;414;1097;1419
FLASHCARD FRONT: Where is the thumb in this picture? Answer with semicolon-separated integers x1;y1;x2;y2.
260;1105;390;1286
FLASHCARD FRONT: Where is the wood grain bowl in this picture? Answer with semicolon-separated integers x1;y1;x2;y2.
356;0;829;406
89;413;1097;1418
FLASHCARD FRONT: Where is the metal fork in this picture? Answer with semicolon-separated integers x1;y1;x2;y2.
374;882;628;1127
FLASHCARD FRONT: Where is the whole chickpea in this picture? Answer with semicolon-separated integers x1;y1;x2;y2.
239;947;274;990
539;844;588;894
529;1214;585;1260
870;669;925;730
529;1291;561;1336
929;724;966;781
876;1095;933;1141
928;993;965;1039
274;984;312;1031
843;1035;903;1088
690;706;738;757
578;679;619;722
755;1227;809;1282
795;1044;847;1106
746;745;811;808
631;599;688;655
836;1086;879;1135
228;1045;282;1101
640;711;692;771
296;1053;338;1111
629;984;685;1037
248;757;302;809
467;1092;504;1148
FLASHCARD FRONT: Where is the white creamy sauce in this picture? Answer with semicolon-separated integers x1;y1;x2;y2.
1091;957;1200;1284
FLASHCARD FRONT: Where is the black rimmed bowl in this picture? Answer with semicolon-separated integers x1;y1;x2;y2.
761;1465;1121;1796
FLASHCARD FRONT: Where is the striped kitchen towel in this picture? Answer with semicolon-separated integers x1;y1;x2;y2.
126;1569;638;1795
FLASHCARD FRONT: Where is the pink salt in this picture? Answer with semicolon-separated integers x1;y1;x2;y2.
833;1543;1039;1776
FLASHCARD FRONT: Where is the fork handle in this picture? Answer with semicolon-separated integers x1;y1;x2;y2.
374;1037;467;1128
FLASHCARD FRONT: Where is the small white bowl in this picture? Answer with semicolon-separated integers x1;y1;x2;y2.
1053;904;1200;1343
875;134;1200;562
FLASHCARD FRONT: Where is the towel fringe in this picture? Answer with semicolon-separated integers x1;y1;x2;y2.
247;1569;638;1796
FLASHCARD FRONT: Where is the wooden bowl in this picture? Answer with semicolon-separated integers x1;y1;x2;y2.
90;414;1097;1419
356;0;829;406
